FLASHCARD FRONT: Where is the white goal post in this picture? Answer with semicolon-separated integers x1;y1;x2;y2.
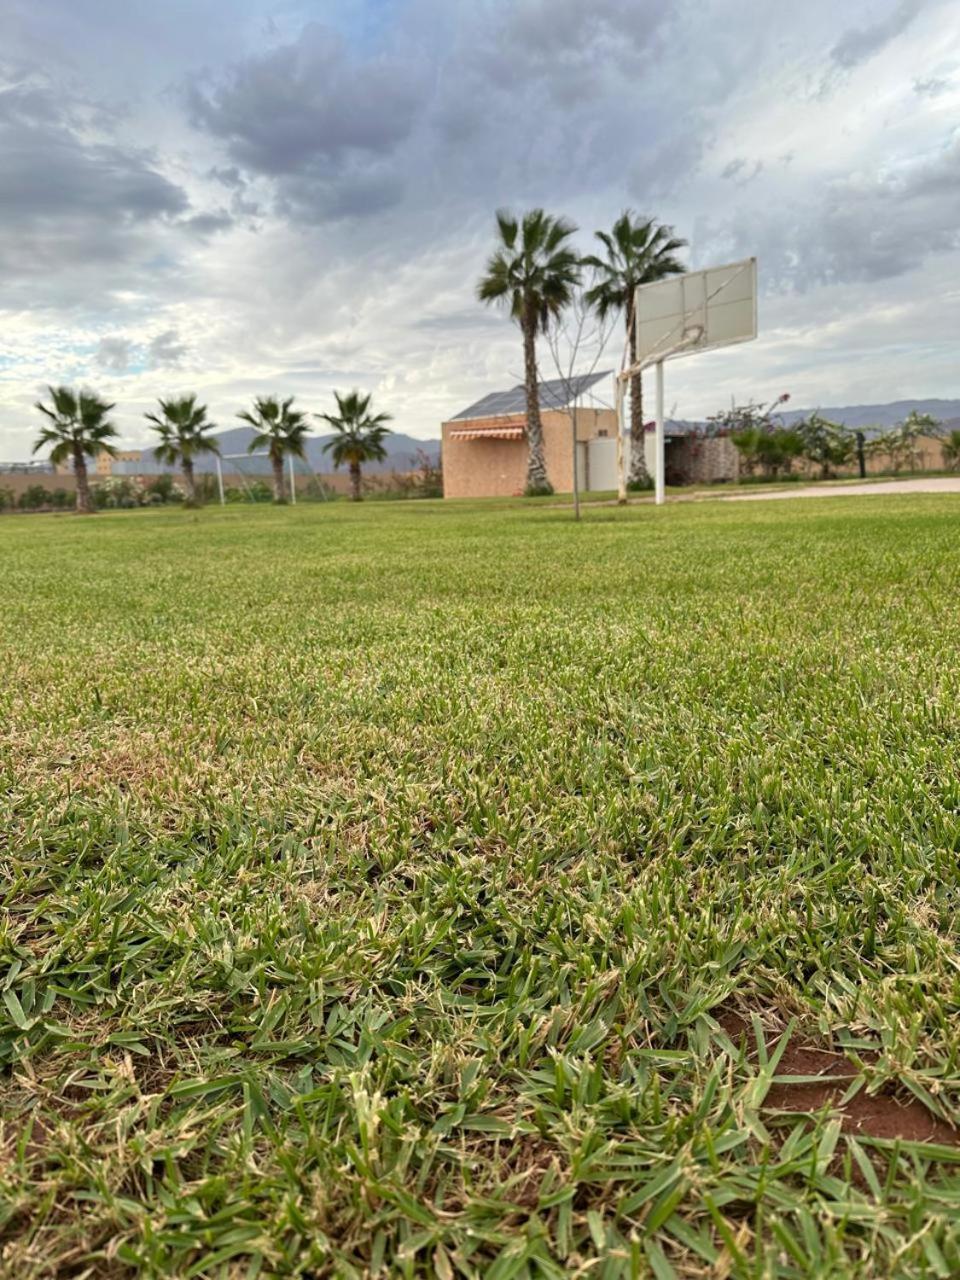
214;452;330;503
616;256;757;505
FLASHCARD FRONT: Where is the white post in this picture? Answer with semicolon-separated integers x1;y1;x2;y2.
615;376;627;505
216;457;225;506
288;454;296;505
654;360;665;507
571;400;580;521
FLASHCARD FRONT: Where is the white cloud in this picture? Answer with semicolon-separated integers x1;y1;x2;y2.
2;0;960;458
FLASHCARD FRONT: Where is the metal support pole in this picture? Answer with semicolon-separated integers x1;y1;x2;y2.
571;402;580;521
288;454;297;504
216;457;225;506
615;376;627;505
654;360;665;506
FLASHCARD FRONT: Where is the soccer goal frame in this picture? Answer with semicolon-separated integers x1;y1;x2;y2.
214;453;331;504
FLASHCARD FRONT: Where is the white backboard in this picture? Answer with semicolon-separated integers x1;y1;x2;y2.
635;257;757;367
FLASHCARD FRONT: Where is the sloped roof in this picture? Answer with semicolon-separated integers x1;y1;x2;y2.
451;371;611;422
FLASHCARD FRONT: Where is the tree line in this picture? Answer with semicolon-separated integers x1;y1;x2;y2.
32;388;393;513
477;209;686;496
709;399;955;481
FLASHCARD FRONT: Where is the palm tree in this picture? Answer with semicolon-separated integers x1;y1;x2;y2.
237;396;310;503
317;390;392;501
33;387;118;514
145;394;220;506
477;209;581;495
584;213;686;488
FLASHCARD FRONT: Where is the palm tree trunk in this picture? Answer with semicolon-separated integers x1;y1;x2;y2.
271;453;286;503
627;303;651;488
182;459;197;506
349;461;362;501
74;446;93;514
521;308;552;495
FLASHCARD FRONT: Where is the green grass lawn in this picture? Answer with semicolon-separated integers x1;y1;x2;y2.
3;496;960;1278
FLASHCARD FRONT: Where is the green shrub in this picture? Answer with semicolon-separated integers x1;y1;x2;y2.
92;477;144;509
144;474;182;504
18;485;53;510
709;396;803;480
795;414;855;478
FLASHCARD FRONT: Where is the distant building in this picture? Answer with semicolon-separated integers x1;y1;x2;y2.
0;460;53;475
55;448;142;478
441;373;621;498
111;449;142;471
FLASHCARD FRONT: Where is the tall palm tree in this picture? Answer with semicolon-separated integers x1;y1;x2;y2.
237;396;310;503
317;390;392;502
33;387;118;514
583;213;686;487
477;209;581;495
145;394;220;506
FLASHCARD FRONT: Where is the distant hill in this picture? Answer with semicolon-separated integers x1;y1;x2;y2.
118;400;960;471
778;399;960;431
130;427;440;475
664;399;960;437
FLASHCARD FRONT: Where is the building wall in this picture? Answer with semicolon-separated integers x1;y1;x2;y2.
442;407;617;498
664;432;953;485
0;472;78;500
666;435;741;485
859;434;949;475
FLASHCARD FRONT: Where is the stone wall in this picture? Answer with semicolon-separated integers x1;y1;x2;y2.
666;435;741;485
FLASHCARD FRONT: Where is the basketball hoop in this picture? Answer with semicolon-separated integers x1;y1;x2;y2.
615;257;758;505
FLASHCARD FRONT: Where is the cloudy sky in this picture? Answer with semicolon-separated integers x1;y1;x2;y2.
1;0;958;457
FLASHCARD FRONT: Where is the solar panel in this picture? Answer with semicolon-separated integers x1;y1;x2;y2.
450;370;611;421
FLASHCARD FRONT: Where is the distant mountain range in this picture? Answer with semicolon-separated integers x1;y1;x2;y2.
777;399;960;431
664;399;960;437
115;399;959;473
125;426;441;475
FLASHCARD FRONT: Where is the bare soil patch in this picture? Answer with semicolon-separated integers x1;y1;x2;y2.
717;1009;960;1146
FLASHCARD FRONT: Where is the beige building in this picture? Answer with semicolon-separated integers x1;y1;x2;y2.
101;448;142;475
442;373;617;498
55;448;142;478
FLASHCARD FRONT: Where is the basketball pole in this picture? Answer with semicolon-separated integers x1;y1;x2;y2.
654;360;665;506
615;376;627;505
571;398;581;522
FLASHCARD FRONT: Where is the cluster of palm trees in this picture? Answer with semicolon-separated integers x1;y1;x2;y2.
477;209;686;494
33;209;680;513
33;388;392;513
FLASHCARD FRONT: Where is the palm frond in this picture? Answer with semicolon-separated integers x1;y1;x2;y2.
317;389;392;469
33;385;118;463
477;208;582;332
583;213;688;325
241;396;311;457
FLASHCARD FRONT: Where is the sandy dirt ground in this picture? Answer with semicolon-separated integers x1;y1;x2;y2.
724;477;960;502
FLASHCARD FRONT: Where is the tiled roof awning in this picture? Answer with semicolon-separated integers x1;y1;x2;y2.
449;426;525;441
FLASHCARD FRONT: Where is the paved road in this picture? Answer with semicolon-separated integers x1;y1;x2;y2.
725;477;960;502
